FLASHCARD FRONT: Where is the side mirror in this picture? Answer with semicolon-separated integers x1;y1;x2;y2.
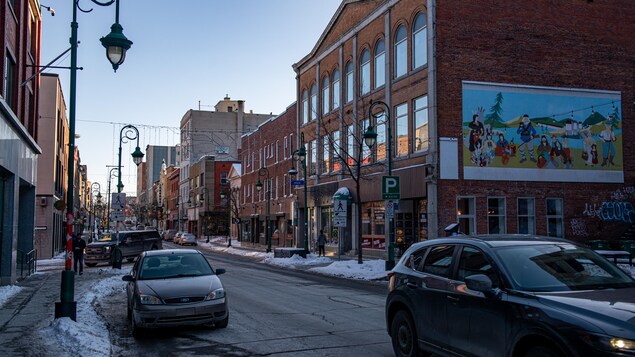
465;274;500;299
122;275;134;282
215;268;226;275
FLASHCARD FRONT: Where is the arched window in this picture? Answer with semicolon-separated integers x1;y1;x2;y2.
302;89;308;125
394;25;407;78
332;68;340;110
374;39;385;89
413;13;427;69
345;62;353;103
310;84;317;121
360;49;370;95
322;76;330;115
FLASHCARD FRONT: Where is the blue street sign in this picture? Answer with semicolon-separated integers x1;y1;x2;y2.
291;180;305;186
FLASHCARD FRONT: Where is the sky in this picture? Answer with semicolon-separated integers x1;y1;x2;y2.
0;238;388;356
40;0;342;196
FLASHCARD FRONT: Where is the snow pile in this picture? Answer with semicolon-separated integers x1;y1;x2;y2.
0;285;22;308
309;258;388;280
263;253;332;268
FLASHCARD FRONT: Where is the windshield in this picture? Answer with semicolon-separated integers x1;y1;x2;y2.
138;254;214;280
496;243;635;292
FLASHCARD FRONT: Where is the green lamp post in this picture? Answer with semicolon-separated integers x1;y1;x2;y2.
256;167;272;253
289;136;308;254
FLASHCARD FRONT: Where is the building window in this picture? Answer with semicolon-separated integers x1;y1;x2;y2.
360;49;371;95
310;84;318;121
283;136;288;159
302;90;308;125
4;54;16;111
322;135;330;173
518;197;536;234
276;141;279;163
309;140;317;176
347;125;355;166
289;133;294;157
332;130;341;171
414;96;429;152
546;198;564;238
332;69;340;110
375;112;387;161
395;103;409;156
488;198;506;234
374;39;385;89
322;76;330;115
394;25;407;78
457;197;476;234
345;61;354;103
283;174;287;196
413;13;427;69
275;176;279;199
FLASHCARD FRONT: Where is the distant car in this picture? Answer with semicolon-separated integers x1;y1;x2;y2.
180;233;197;246
174;231;187;245
164;229;178;242
385;235;635;357
85;230;162;266
122;249;228;336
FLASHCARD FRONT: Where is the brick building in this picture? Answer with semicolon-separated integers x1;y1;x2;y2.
293;0;634;260
1;0;42;284
239;103;298;248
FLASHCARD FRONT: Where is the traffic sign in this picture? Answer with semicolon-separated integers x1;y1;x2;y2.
291;180;305;186
111;193;126;210
382;176;400;200
110;210;125;222
334;199;347;227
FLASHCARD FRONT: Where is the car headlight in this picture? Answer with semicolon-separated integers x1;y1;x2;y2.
104;246;111;253
139;294;163;305
579;331;635;353
205;288;225;301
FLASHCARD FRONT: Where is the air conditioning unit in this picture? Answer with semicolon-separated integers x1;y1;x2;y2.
39;197;48;206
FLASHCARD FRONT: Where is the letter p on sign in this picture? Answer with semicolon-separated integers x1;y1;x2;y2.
382;176;400;200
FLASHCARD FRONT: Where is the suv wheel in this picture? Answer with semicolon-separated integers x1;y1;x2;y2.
391;310;419;357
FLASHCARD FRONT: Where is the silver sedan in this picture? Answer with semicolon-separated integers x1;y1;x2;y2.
122;249;228;336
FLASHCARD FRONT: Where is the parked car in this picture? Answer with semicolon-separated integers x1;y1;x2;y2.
122;249;228;336
164;229;178;242
85;230;162;267
385;235;635;357
180;233;197;246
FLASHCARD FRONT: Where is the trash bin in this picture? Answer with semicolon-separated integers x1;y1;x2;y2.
588;240;610;250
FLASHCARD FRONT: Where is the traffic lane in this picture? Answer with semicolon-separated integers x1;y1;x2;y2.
200;248;393;356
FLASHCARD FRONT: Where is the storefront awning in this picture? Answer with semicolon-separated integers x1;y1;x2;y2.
332;187;351;204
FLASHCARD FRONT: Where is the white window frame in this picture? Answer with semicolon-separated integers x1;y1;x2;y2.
517;197;536;234
457;196;476;235
374;39;385;89
322;76;330;115
546;198;564;238
487;197;506;234
332;69;340;110
394;25;408;78
360;49;371;95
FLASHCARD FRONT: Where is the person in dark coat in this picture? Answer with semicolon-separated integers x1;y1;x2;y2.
317;229;326;257
73;234;87;275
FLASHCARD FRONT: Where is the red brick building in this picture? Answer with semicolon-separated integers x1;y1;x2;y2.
239;103;298;248
293;0;634;259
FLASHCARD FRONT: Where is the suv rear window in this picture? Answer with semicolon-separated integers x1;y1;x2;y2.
422;245;455;278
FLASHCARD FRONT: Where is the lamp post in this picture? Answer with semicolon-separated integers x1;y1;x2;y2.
56;0;133;321
113;124;144;269
220;187;232;247
105;166;119;231
200;187;211;243
175;195;181;231
90;182;101;240
289;136;308;254
255;167;272;253
363;100;395;270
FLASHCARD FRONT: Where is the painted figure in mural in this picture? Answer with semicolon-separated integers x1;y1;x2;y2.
517;114;537;163
483;134;495;165
468;113;485;164
536;135;551;168
599;120;616;166
548;135;564;168
562;138;573;168
580;127;596;166
591;144;599;165
502;139;515;165
495;133;508;157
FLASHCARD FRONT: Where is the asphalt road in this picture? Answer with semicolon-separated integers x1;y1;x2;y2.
96;246;394;356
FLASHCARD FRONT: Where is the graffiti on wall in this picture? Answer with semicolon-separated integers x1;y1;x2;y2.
570;218;588;237
462;81;623;183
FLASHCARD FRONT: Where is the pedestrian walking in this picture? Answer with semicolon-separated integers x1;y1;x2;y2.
73;234;87;275
317;229;326;257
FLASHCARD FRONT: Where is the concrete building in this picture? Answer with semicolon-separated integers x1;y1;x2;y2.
142;145;177;209
179;96;272;230
1;0;43;284
34;74;67;259
239;103;298;248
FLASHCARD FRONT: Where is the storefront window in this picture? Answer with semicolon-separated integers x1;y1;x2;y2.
362;202;385;250
320;207;334;244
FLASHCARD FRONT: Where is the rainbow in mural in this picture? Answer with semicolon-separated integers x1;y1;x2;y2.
462;81;623;183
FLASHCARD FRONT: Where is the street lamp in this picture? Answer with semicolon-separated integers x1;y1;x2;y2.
175;195;182;231
256;167;272;253
363;100;395;270
99;0;133;72
90;182;101;240
105;166;119;230
56;0;133;321
200;187;210;243
219;186;232;247
289;134;308;254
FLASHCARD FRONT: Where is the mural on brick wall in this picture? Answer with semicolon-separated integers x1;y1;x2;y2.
462;81;623;183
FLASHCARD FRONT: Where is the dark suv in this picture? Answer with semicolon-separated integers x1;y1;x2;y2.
85;230;162;267
385;235;635;357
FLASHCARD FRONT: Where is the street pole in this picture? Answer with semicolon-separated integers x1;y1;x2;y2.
364;100;394;270
256;167;271;253
289;135;309;255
